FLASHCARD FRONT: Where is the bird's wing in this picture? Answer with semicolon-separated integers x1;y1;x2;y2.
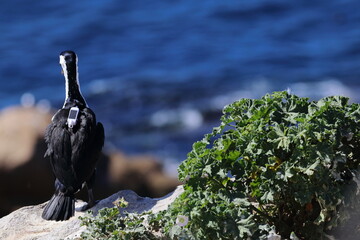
95;122;105;152
70;108;103;182
71;108;96;163
45;109;77;187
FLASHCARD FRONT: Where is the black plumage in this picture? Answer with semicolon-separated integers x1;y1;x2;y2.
42;51;104;221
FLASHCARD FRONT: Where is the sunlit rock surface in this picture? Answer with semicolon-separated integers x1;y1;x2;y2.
0;186;184;240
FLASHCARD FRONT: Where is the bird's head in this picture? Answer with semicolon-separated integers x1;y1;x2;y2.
59;51;78;77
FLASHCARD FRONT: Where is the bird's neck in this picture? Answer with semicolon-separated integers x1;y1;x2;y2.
63;68;87;108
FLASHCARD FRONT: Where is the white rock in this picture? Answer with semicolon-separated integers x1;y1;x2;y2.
0;186;184;240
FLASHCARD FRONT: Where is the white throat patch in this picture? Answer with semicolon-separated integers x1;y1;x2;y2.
59;54;88;108
59;55;69;101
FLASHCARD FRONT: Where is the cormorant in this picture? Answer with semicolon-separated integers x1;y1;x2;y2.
42;51;104;221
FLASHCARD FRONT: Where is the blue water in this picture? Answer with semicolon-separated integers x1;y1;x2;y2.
1;1;360;174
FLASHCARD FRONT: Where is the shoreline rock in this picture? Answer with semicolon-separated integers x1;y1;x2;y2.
0;185;184;240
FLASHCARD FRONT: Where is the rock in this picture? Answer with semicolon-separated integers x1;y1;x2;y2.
0;106;53;216
0;106;180;217
0;185;184;240
0;106;50;170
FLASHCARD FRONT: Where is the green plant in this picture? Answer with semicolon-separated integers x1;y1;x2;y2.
80;198;164;240
173;91;360;239
80;91;360;239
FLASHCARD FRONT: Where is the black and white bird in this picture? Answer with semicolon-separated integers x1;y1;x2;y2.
42;51;104;221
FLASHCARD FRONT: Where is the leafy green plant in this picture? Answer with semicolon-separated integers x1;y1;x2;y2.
81;91;360;239
80;198;164;240
172;91;360;239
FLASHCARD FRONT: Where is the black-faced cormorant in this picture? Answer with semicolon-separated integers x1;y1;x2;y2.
42;51;104;221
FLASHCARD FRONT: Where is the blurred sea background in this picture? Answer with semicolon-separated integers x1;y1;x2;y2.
1;1;359;176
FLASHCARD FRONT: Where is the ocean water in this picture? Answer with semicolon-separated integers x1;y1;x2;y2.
1;1;359;174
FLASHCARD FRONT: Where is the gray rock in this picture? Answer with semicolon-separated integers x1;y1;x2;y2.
0;185;184;240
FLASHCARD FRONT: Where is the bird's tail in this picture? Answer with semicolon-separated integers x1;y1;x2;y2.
42;192;75;221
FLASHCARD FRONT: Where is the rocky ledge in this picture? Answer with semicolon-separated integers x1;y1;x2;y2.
0;185;184;240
